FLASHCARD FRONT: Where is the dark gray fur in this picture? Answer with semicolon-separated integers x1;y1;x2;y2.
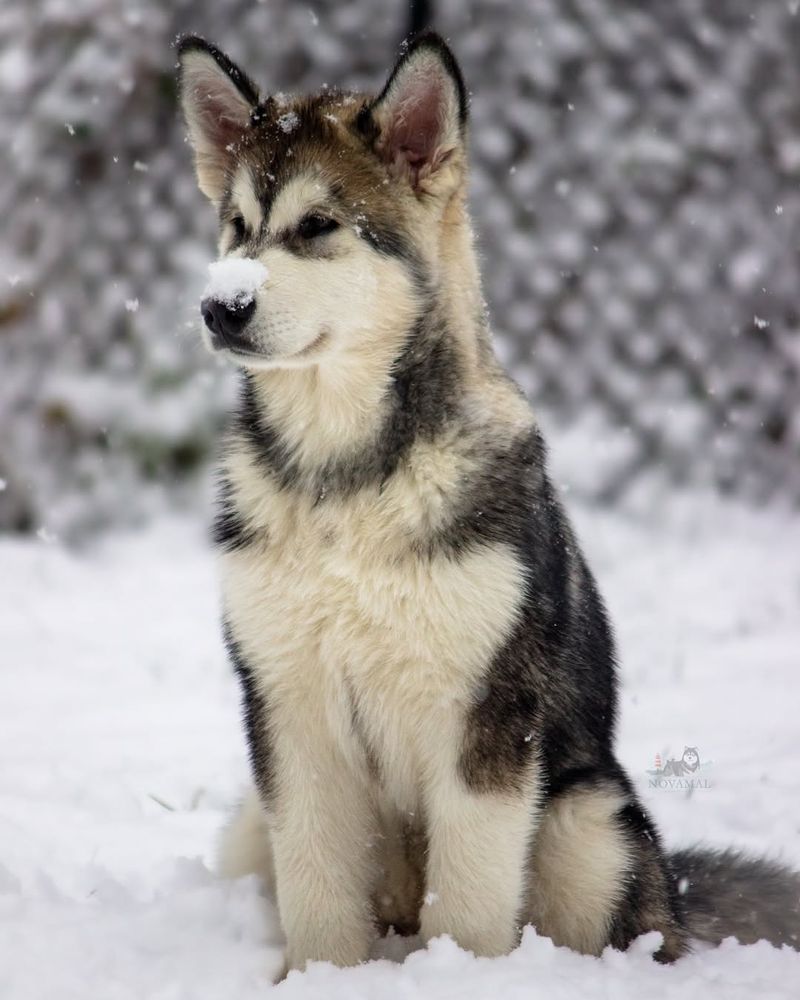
221;620;275;805
671;847;800;949
453;430;619;796
212;473;258;552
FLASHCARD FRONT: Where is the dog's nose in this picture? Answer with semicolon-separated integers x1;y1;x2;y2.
201;297;256;346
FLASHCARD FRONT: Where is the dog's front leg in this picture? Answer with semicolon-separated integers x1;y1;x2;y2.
270;702;376;973
419;743;540;957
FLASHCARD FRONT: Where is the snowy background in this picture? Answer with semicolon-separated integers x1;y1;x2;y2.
1;1;799;997
2;0;800;535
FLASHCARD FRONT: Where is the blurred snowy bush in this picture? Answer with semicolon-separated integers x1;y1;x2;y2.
1;0;798;536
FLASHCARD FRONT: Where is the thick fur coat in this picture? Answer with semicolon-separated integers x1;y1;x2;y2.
176;32;800;976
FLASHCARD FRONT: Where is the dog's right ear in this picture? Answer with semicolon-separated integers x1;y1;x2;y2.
176;36;259;205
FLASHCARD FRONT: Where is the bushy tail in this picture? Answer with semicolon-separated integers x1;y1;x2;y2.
670;847;800;949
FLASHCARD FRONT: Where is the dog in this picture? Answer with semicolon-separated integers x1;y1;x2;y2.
660;747;701;777
176;31;800;974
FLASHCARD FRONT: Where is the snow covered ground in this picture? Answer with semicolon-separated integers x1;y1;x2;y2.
1;493;799;998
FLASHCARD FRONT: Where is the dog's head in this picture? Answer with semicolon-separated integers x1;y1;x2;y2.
682;747;700;771
177;33;468;370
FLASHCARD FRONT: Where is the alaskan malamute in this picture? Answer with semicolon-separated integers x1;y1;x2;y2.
176;31;799;974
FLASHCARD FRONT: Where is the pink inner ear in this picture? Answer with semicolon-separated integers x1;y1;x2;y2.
188;65;251;153
383;71;448;169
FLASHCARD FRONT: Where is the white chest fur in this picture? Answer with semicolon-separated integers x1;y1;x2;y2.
219;458;527;810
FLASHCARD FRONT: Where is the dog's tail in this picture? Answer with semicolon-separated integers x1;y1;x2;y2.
670;847;800;949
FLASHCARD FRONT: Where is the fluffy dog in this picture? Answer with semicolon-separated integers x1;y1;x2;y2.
176;31;800;974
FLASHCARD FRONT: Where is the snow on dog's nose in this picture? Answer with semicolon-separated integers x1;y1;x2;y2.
201;258;268;350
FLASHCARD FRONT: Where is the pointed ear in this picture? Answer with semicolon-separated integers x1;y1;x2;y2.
176;36;259;204
364;33;468;192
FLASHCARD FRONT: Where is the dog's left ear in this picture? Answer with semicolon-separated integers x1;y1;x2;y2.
176;36;260;204
364;32;468;193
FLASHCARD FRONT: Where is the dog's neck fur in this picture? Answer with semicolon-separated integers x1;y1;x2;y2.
433;189;490;374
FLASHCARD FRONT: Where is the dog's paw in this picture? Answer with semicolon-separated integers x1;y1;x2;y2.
272;959;289;984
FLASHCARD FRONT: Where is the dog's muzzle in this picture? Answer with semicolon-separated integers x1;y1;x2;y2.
201;296;256;351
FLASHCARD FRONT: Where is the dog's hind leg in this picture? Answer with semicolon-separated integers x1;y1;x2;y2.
525;776;689;960
373;810;426;937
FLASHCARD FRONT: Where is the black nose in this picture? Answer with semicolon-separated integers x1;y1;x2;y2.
201;297;256;347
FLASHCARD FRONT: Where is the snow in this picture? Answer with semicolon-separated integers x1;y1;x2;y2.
203;258;269;307
277;111;300;133
1;495;799;997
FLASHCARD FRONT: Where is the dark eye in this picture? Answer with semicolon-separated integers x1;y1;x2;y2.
298;214;339;239
230;215;247;243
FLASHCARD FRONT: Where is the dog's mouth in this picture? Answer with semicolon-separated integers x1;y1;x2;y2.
213;327;331;368
217;344;269;362
288;327;330;359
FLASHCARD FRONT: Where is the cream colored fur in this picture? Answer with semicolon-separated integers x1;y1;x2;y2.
231;166;263;231
217;310;541;969
220;775;634;963
217;789;275;890
220;478;534;968
527;786;632;954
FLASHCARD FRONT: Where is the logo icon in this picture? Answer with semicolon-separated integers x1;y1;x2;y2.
647;747;712;791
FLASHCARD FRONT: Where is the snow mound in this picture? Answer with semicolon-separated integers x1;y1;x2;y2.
1;502;799;997
2;874;799;1000
203;258;268;307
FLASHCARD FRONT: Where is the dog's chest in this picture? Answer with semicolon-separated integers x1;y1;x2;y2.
221;485;526;796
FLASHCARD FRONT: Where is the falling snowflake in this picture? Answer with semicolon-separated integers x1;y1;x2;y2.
277;111;300;134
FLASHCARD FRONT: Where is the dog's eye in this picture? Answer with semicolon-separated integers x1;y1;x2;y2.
230;215;247;243
298;214;339;240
